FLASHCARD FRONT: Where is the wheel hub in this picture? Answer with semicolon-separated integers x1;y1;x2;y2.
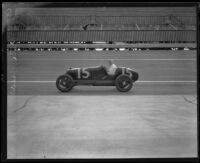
59;77;71;88
56;75;74;92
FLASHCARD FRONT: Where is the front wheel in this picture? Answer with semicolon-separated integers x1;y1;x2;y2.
56;74;74;92
115;75;133;92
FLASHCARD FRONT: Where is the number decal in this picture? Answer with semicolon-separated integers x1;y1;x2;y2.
126;68;132;78
122;67;125;75
77;68;90;79
77;68;81;79
121;67;132;78
82;68;90;79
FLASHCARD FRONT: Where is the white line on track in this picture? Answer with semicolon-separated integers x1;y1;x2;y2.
17;58;196;61
7;81;197;83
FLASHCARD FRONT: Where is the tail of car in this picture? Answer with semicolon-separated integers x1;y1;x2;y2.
132;71;139;82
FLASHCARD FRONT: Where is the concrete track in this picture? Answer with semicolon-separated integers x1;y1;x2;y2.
7;50;197;95
7;95;197;158
7;82;197;95
7;50;197;158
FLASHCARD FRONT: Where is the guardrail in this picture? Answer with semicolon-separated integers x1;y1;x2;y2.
7;43;196;49
7;30;196;42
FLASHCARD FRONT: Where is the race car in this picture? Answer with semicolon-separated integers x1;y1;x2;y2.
56;65;139;92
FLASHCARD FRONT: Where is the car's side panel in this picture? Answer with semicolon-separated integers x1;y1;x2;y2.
66;66;139;83
67;66;108;80
89;67;107;80
67;68;92;80
73;79;115;86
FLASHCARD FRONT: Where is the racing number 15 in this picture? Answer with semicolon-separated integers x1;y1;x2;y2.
122;68;132;78
77;68;90;79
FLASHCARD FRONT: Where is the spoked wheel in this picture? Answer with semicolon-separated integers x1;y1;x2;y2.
56;74;74;92
115;75;133;92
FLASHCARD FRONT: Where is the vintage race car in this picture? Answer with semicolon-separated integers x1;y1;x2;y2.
56;65;139;92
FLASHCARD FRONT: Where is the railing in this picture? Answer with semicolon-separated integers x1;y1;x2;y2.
7;43;196;49
7;30;196;42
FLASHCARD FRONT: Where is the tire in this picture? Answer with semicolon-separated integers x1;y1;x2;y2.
56;74;74;92
115;75;133;92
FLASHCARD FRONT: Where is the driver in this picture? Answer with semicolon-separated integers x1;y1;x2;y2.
107;59;117;75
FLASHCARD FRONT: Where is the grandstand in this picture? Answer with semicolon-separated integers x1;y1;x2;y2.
6;7;196;51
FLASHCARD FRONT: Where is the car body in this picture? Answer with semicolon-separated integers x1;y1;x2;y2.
56;65;139;92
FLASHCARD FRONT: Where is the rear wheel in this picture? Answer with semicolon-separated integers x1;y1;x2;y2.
115;75;133;92
56;74;74;92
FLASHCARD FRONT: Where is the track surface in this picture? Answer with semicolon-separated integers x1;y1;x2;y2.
7;50;197;158
7;50;197;95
